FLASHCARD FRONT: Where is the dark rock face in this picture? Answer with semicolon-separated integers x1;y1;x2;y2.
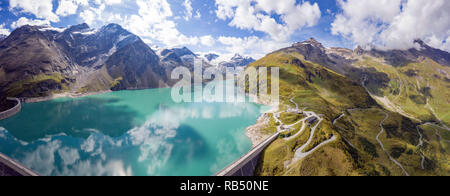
204;53;219;61
230;54;256;66
276;37;450;78
161;47;196;59
0;34;6;42
158;46;212;73
219;54;255;68
281;38;354;75
56;23;140;68
66;23;90;32
0;23;181;97
106;41;166;90
292;38;326;51
413;40;450;66
362;48;419;67
160;49;184;65
0;25;75;82
358;40;450;67
171;47;197;57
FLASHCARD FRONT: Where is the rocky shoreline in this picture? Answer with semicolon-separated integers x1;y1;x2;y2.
246;113;273;148
245;96;279;148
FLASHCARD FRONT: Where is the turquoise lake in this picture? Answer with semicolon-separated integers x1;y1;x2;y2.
0;85;266;176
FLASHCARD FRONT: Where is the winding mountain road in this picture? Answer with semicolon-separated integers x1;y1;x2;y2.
424;123;450;143
362;74;413;175
290;98;299;110
292;116;330;161
415;126;425;170
333;113;345;125
332;112;356;148
376;112;410;176
272;97;338;168
425;122;450;133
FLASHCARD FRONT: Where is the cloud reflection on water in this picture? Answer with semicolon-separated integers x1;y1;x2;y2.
0;100;260;176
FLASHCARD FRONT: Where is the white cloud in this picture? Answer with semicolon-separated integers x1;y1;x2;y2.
56;0;89;17
59;159;132;176
80;9;97;25
435;37;450;52
117;0;195;47
56;1;79;17
58;147;80;166
0;127;7;139
215;0;321;41
81;135;96;153
109;0;209;47
217;35;289;59
331;0;450;52
200;35;215;47
0;23;10;35
79;2;106;26
135;0;172;23
0;98;261;176
183;0;193;21
194;10;201;19
9;0;60;22
104;0;122;5
22;140;61;176
11;17;51;29
6;0;295;54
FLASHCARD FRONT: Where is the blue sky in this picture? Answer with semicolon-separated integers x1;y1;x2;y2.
0;0;449;60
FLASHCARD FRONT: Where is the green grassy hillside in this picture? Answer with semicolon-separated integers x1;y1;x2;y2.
249;51;449;176
355;57;450;126
5;73;71;97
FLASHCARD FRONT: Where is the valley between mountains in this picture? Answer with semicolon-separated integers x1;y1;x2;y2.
248;38;449;176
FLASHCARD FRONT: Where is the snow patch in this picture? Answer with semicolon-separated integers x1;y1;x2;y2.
39;27;66;33
72;29;98;36
117;34;132;43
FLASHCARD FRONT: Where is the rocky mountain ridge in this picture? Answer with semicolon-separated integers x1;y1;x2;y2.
0;23;190;97
0;34;6;42
248;37;449;176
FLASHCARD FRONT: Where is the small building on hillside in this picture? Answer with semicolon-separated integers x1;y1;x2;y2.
307;117;318;125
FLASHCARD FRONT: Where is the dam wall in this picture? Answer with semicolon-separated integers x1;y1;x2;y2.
0;153;39;176
0;98;21;121
216;132;279;176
